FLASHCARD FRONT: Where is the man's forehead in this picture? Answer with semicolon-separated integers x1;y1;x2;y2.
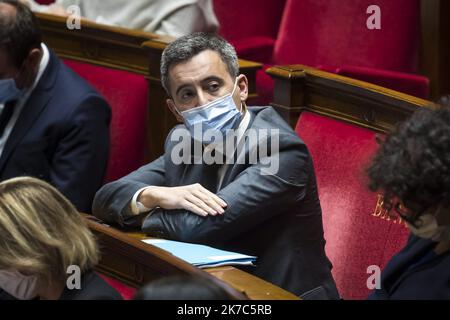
169;50;230;83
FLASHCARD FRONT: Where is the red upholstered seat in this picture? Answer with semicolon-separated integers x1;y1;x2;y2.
214;0;286;105
97;273;136;300
269;0;428;99
295;112;410;299
336;66;429;99
214;0;286;64
63;60;149;183
275;0;420;71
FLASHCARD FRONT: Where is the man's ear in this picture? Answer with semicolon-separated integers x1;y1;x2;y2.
166;99;184;122
237;74;248;102
17;48;42;88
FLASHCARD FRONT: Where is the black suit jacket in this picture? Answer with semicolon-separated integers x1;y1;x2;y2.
93;106;339;299
369;235;450;299
0;49;111;212
0;270;122;300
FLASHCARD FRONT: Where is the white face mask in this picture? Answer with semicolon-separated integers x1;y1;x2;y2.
0;270;39;300
176;78;243;144
407;213;450;242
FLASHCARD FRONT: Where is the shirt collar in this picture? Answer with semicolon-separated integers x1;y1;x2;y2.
25;42;50;98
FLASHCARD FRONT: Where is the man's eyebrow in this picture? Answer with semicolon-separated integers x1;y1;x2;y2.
201;76;224;85
175;76;224;96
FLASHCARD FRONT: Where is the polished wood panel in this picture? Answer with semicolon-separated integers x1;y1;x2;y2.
267;64;435;131
84;215;299;300
36;13;262;161
420;0;450;100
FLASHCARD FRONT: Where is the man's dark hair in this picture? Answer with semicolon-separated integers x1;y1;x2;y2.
0;0;42;68
368;99;450;216
160;32;239;96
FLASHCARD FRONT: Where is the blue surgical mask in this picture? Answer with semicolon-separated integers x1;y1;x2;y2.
0;78;25;104
178;78;243;144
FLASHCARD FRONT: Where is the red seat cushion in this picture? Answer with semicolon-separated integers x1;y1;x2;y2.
336;66;430;99
63;60;149;183
97;273;137;300
295;112;409;299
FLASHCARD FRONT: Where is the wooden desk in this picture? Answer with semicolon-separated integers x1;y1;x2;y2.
90;219;298;300
125;231;299;300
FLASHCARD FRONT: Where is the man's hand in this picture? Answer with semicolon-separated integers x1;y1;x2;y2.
139;184;227;217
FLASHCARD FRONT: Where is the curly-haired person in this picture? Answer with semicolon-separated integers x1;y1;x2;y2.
367;100;450;300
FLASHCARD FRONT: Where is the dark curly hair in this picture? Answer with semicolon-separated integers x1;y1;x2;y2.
368;100;450;216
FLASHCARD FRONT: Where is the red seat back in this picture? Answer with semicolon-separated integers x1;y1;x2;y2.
295;111;409;299
275;0;420;73
64;60;149;183
214;0;286;63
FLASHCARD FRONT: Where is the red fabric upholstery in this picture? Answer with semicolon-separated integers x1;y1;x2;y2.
295;112;410;299
336;66;430;99
63;60;149;183
214;0;286;64
97;273;137;300
249;64;274;106
259;0;428;101
275;0;420;72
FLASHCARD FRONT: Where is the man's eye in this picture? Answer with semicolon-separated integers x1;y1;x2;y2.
208;83;220;91
180;91;193;100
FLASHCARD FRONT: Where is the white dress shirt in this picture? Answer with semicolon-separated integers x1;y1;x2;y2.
28;0;219;37
130;109;251;215
0;43;50;157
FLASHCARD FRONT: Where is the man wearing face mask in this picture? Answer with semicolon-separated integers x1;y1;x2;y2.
93;33;340;299
0;1;110;213
367;99;450;299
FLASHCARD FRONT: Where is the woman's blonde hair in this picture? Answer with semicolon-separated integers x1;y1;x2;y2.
0;177;99;284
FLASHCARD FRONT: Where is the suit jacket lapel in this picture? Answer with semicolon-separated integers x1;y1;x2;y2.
220;110;256;189
0;50;58;172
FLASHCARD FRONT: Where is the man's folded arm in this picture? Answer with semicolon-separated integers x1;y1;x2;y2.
92;155;166;227
142;140;311;244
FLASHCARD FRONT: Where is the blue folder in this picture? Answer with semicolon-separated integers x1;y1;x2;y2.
142;238;257;268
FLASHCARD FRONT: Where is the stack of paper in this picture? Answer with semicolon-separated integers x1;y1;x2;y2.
142;239;257;268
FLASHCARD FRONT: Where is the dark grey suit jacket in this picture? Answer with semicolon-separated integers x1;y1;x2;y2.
93;106;339;299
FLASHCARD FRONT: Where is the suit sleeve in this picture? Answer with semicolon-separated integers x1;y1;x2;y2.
50;94;110;213
92;155;166;227
142;133;312;245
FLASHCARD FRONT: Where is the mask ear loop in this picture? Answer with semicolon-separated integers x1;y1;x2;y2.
233;76;247;114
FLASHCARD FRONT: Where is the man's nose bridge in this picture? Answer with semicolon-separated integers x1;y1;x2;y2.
196;86;209;106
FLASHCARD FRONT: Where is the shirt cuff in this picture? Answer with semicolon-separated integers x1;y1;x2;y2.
130;187;153;215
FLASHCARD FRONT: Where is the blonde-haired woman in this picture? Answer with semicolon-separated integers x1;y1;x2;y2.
0;177;121;300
